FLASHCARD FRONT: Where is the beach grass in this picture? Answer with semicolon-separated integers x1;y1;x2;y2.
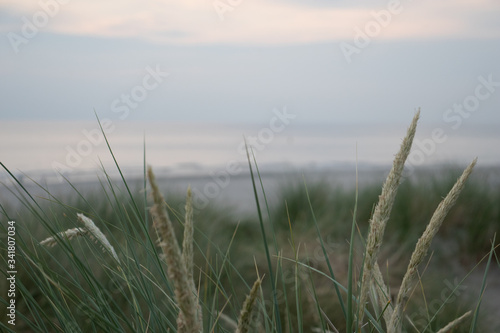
1;114;499;332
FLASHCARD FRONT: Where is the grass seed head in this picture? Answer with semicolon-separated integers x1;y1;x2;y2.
147;166;202;333
40;227;88;247
236;277;263;333
357;110;420;328
388;158;477;333
77;213;120;264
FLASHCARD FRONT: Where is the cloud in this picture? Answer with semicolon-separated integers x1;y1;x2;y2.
1;0;499;45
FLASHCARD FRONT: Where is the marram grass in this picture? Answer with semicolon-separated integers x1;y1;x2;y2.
236;276;263;333
357;110;419;330
40;227;88;247
387;159;477;333
148;165;202;333
1;111;496;333
39;214;120;264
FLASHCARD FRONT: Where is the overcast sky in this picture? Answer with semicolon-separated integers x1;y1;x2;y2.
1;0;499;126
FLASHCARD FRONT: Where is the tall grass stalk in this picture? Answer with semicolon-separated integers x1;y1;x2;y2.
357;110;420;329
388;158;477;333
346;150;359;332
252;148;293;331
236;276;263;333
147;166;202;333
245;140;282;331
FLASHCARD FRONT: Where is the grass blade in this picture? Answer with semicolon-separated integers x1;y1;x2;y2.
346;148;359;332
469;233;496;333
244;140;282;332
303;178;347;321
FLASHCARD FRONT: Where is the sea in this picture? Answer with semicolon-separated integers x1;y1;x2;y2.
1;120;499;212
